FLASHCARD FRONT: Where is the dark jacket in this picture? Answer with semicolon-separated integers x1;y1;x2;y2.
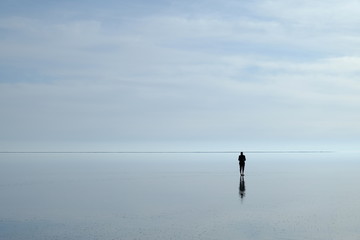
238;154;246;165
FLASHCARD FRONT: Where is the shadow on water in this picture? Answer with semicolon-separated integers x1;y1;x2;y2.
239;175;246;201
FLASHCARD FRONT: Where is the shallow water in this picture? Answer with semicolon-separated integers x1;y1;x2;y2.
0;152;359;239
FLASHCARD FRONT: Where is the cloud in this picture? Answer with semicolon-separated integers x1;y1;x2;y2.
257;0;360;26
1;0;360;149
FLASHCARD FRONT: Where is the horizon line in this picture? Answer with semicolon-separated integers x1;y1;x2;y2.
0;150;334;154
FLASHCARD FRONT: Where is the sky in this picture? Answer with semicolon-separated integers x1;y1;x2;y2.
1;0;360;151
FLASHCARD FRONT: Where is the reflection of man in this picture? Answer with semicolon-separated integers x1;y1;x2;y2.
238;152;246;175
239;176;246;199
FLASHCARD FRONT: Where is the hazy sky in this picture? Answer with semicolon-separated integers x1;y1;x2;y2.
1;0;360;150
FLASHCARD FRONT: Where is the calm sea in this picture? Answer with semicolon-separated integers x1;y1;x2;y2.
0;151;359;239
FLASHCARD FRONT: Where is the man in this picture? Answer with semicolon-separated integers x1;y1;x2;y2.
238;152;246;175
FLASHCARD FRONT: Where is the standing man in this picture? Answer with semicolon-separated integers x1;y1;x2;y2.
238;152;246;176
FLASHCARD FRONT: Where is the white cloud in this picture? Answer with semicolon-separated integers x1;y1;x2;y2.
256;0;360;26
1;1;360;149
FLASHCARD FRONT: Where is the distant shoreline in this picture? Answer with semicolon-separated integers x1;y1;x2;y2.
0;151;334;154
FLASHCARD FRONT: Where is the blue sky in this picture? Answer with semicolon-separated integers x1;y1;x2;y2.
1;0;360;151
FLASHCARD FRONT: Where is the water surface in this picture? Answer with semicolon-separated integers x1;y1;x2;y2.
0;152;359;239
